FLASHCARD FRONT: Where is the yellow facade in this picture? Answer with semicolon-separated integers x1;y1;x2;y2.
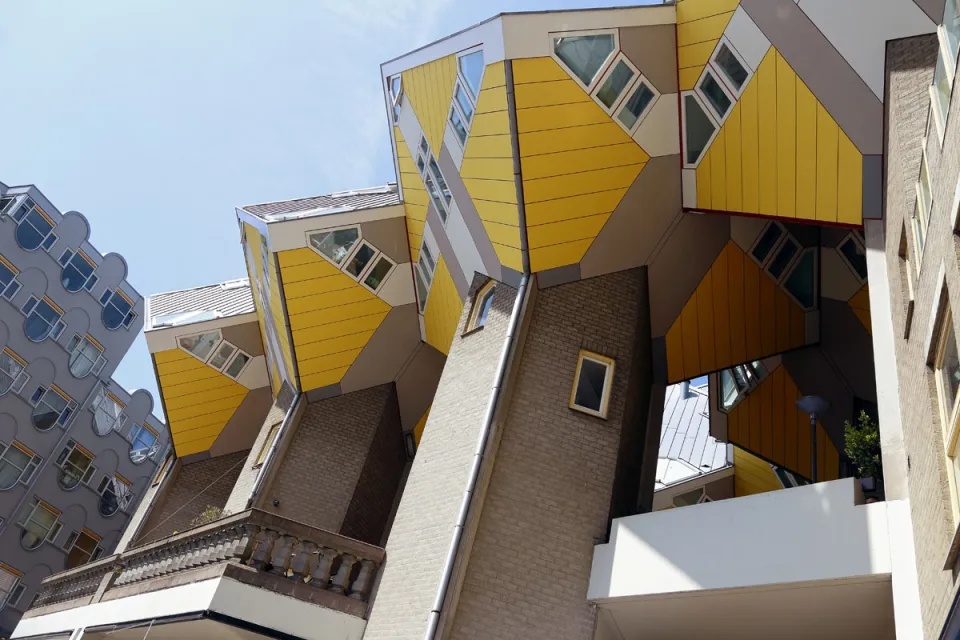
278;247;391;392
696;48;863;225
665;240;806;384
514;57;649;273
423;256;464;356
732;446;783;497
676;0;739;90
155;348;249;457
727;365;840;482
395;126;427;262
461;62;523;273
402;54;458;156
849;284;872;334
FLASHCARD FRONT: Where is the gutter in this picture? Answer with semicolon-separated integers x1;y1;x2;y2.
246;392;303;508
424;58;532;640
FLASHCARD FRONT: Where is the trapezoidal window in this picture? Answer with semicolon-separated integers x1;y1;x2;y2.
569;350;615;419
309;226;360;266
593;55;636;112
683;94;717;166
466;280;496;333
552;32;616;88
838;233;868;283
616;80;656;132
783;248;818;310
712;41;749;94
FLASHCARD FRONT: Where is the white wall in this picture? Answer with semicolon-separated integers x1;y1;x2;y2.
588;478;892;601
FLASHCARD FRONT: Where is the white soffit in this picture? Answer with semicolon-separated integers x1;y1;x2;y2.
267;204;405;253
145;313;260;353
502;5;676;59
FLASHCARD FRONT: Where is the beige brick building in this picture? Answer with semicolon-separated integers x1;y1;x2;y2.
14;2;960;639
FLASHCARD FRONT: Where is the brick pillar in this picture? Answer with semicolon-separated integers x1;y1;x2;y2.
365;278;519;639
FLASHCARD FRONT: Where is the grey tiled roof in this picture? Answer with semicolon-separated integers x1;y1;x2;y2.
242;184;400;221
655;382;731;491
146;279;254;330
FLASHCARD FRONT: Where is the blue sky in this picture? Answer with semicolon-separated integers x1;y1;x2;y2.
0;0;653;416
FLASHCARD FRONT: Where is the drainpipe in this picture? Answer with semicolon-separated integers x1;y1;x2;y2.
246;392;302;508
424;58;532;640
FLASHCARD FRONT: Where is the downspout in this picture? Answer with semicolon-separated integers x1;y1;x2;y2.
245;391;303;508
424;58;531;640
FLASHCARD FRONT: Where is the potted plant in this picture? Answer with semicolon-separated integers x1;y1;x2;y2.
844;410;882;496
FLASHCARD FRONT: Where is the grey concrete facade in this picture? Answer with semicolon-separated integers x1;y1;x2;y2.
0;184;169;636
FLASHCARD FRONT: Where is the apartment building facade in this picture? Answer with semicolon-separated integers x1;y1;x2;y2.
0;183;170;636
14;1;960;638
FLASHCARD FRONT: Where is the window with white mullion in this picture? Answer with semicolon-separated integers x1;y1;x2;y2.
591;53;640;115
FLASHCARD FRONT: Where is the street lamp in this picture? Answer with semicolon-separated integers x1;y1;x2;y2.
796;395;829;483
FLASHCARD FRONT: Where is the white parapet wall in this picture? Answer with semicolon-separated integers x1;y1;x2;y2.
589;478;892;601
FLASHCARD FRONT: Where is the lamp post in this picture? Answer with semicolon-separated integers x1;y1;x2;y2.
796;395;829;483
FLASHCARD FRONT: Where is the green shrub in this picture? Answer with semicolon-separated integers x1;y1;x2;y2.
844;410;882;480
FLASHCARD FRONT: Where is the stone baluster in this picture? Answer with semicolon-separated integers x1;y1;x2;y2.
233;523;258;563
288;540;315;581
310;547;338;588
246;527;278;569
268;534;295;577
349;559;377;601
330;553;357;594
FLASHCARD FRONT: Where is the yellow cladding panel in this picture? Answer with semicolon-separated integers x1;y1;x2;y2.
243;223;279;395
402;54;457;154
733;446;782;497
727;366;840;482
849;285;872;334
396;125;425;262
156;347;248;457
424;257;464;356
279;246;391;391
515;57;647;273
414;406;431;446
461;61;521;275
676;0;737;90
663;241;805;383
692;48;862;226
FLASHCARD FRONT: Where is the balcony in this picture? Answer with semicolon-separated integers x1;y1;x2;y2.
589;478;895;639
14;509;383;640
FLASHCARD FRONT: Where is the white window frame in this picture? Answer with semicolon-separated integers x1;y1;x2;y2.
0;441;42;490
456;45;485;100
99;289;137;331
67;334;106;379
29;386;77;430
342;240;382;283
178;328;225;363
681;90;722;168
56;440;96;490
98;475;133;516
90;386;126;436
12;198;57;252
765;235;802;284
748;221;789;269
416;137;451;224
360;253;397;295
569;350;615;419
57;248;100;294
548;28;620;94
0;255;22;301
0;348;29;397
696;65;737;124
837;231;869;285
590;52;641;116
932;14;960;144
222;348;253;380
21;296;65;343
0;194;19;216
388;73;403;124
305;224;363;268
934;304;960;525
708;36;754;99
780;247;820;311
613;75;661;136
0;563;25;611
17;498;62;550
466;280;496;333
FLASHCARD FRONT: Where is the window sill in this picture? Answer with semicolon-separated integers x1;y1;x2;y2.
904;299;915;340
461;325;485;338
943;522;960;571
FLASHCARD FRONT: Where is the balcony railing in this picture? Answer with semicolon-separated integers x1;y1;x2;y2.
28;509;384;618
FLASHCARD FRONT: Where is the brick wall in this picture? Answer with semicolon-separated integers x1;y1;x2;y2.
261;383;395;533
340;386;407;546
135;449;248;544
884;35;960;638
365;277;519;640
222;397;290;516
448;269;645;640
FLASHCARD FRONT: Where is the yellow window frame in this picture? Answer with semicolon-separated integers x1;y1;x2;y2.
569;349;615;419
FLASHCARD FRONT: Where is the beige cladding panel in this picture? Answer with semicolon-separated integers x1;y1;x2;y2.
220;321;265;357
619;24;679;95
360;216;411;265
338;303;422;395
207;386;274;458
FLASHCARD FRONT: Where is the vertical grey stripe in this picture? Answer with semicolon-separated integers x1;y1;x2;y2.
862;155;883;220
437;145;503;281
426;203;469;301
740;0;883;155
